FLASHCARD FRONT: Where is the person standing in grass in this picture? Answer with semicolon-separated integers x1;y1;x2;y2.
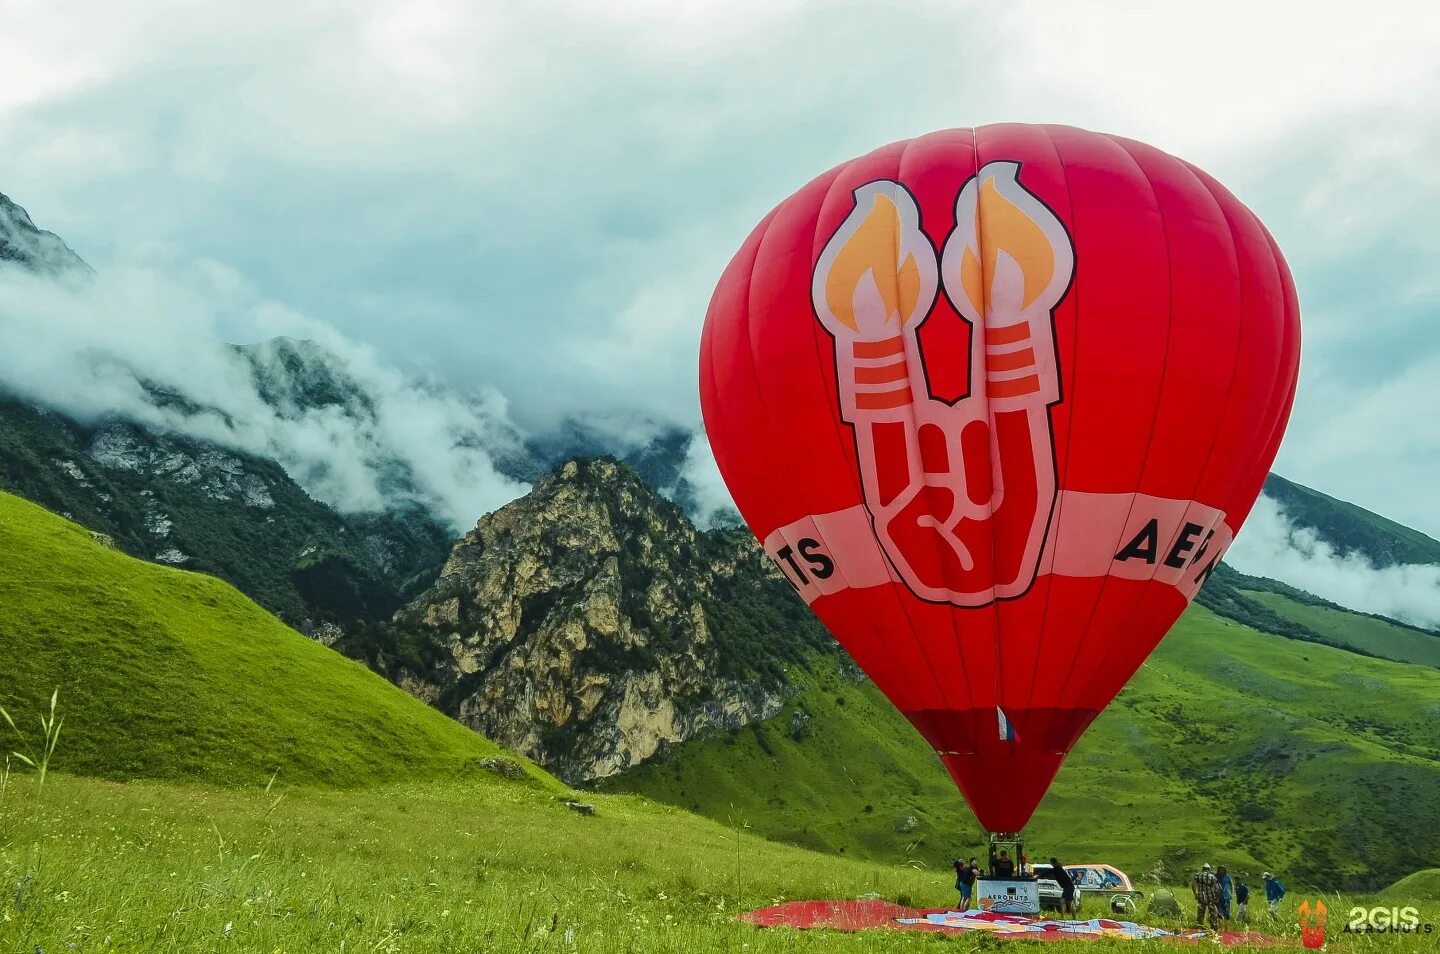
1050;857;1077;916
1235;879;1250;922
1217;865;1234;920
1191;863;1222;930
954;856;978;909
1263;872;1286;917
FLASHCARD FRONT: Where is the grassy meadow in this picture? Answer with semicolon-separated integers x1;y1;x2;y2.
2;489;1438;950
3;766;1436;953
607;606;1440;891
1381;869;1440;901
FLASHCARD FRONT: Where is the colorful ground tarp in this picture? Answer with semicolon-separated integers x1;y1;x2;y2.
739;900;1282;946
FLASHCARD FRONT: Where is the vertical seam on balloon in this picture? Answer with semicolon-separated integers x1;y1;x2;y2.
1178;171;1264;523
1263;227;1301;450
710;209;837;697
742;218;904;695
734;208;815;679
1062;153;1254;721
803;147;961;720
699;272;731;515
1178;168;1257;495
1011;124;1083;756
1205;203;1288;516
703;210;774;532
793;176;887;615
883;136;978;718
1038;135;1181;744
699;235;758;527
792;199;916;702
1235;224;1301;523
968;126;1006;732
898;130;983;720
1268;227;1302;480
1219;220;1288;514
723;201;909;682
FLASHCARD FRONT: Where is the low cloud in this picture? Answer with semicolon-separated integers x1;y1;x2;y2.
677;432;740;529
1227;494;1440;630
0;257;529;530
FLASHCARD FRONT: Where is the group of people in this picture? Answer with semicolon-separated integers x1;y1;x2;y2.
952;852;1078;914
953;854;983;908
1187;863;1286;928
952;853;1288;932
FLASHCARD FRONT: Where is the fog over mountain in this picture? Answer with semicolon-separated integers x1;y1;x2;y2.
1;190;1436;628
1227;496;1440;630
0;251;533;530
0;227;722;533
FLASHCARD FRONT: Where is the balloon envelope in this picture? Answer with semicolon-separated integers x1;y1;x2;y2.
699;125;1299;832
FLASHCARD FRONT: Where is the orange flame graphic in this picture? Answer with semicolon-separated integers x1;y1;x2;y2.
942;161;1072;323
813;183;937;337
1299;899;1327;949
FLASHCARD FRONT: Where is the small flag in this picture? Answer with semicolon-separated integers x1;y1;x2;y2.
997;706;1019;742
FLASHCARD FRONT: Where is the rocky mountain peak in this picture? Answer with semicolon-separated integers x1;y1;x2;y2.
234;337;379;423
0;192;91;275
377;456;834;784
537;454;683;511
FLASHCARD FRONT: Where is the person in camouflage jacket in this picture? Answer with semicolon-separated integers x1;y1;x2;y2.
1191;863;1222;930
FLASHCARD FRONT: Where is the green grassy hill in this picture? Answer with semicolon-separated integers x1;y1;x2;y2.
1242;590;1440;668
1382;869;1440;902
605;606;1440;892
0;490;549;789
0;396;452;625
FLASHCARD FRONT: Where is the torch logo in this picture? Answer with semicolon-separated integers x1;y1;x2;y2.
1299;899;1327;949
812;163;1073;605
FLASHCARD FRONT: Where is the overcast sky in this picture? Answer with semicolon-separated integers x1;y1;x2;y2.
2;0;1438;539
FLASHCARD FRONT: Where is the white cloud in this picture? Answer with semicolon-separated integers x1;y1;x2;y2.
986;1;1440;162
677;431;737;528
1228;495;1440;629
0;257;528;530
2;0;1440;541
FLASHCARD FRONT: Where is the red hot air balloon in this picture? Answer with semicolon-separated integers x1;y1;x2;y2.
699;125;1300;834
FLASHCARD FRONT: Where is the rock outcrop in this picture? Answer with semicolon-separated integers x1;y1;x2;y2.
90;423;278;509
388;458;834;783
